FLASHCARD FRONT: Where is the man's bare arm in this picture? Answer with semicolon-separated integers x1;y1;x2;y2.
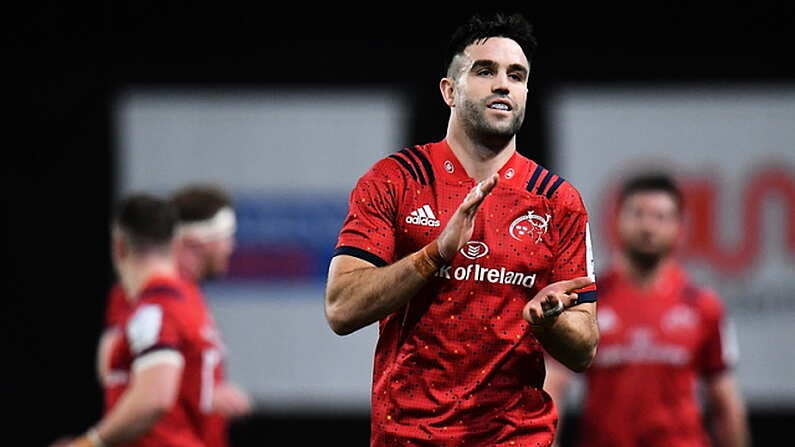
523;278;599;372
325;174;498;335
707;372;750;447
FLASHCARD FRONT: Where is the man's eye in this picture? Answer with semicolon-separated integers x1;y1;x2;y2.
510;73;524;81
477;69;493;76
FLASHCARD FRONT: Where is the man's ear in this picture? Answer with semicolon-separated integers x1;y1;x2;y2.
112;233;127;262
439;77;456;107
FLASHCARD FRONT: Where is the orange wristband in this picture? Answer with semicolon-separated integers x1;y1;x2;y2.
411;240;446;278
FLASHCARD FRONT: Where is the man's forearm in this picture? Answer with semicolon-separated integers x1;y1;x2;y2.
712;412;750;447
711;395;750;447
532;306;598;372
325;250;437;335
92;388;166;446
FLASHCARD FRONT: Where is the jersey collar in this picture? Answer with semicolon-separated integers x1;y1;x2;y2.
612;258;687;297
430;139;528;186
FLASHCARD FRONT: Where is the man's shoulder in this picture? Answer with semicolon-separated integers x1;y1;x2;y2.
137;276;204;313
680;277;724;317
361;143;437;187
521;160;587;213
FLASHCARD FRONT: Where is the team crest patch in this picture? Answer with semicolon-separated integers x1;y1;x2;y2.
509;210;551;243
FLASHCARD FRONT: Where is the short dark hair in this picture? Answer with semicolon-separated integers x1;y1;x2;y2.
618;173;684;212
114;193;177;251
445;12;538;76
170;183;232;223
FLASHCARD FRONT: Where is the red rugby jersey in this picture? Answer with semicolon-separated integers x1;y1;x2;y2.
106;275;227;447
335;140;597;446
579;262;734;447
105;283;133;330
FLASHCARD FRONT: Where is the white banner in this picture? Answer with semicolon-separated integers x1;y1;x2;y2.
117;88;409;412
550;85;795;409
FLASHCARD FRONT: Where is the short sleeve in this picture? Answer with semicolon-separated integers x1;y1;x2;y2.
550;183;597;303
104;283;131;329
697;291;737;376
126;303;181;358
334;158;403;267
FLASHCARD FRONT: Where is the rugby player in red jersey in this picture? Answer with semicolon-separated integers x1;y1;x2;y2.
52;194;228;447
97;185;250;447
545;173;749;447
325;12;598;446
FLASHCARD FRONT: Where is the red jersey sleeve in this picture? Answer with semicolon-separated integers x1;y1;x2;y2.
696;290;736;376
105;283;131;329
550;182;597;303
334;157;404;267
125;301;182;359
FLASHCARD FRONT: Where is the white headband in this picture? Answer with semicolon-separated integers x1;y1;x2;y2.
178;207;236;242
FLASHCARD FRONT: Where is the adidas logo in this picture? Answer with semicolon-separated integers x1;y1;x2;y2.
405;204;441;227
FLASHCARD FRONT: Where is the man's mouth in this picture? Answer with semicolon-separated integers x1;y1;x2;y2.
487;100;513;111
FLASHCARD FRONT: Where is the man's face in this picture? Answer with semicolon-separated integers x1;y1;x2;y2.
200;235;235;279
618;191;681;262
450;37;529;140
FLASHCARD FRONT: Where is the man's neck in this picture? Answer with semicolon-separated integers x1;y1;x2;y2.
174;242;202;283
621;254;669;289
446;119;516;181
121;256;177;299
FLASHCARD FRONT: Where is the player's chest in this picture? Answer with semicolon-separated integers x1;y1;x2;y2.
596;298;704;366
395;183;557;272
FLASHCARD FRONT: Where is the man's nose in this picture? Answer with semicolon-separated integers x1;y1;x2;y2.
492;72;510;95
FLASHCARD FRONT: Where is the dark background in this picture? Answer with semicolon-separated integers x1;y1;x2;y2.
6;3;795;445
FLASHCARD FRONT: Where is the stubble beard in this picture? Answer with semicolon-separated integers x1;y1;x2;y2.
459;97;525;152
624;239;673;273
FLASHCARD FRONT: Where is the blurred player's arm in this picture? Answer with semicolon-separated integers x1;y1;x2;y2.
326;175;498;335
96;328;120;383
67;353;183;447
212;380;252;418
524;280;598;372
544;358;574;447
706;371;749;447
698;296;749;447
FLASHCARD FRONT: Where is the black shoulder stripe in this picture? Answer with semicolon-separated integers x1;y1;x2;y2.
407;146;435;184
139;285;183;301
535;170;555;195
544;176;566;198
388;154;418;182
399;149;427;185
526;164;545;192
137;344;180;358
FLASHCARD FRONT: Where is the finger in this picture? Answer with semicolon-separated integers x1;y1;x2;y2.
479;173;499;195
523;301;544;324
562;292;579;307
460;174;499;213
542;299;564;319
540;294;559;310
546;276;594;294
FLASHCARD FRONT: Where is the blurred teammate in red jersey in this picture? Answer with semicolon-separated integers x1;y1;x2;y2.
98;185;250;446
545;173;750;447
52;194;230;446
325;12;599;446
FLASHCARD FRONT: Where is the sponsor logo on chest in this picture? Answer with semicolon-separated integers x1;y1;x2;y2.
595;324;691;367
434;241;538;289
